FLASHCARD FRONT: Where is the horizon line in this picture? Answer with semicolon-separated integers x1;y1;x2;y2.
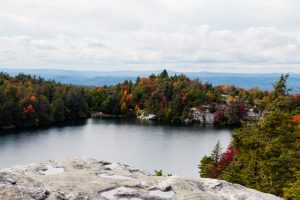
0;67;298;75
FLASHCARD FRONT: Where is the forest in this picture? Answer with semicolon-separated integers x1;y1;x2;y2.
0;73;89;128
199;75;300;199
87;70;300;124
1;70;300;129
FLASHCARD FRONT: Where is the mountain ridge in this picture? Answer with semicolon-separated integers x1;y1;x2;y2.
1;68;300;93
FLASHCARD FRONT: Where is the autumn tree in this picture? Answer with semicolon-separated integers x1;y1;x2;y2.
199;74;300;197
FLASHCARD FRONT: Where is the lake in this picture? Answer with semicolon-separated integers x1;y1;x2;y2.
0;118;232;178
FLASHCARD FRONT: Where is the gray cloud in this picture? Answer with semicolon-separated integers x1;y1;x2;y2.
0;0;299;72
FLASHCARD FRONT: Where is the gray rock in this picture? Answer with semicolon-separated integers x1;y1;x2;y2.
0;158;282;200
0;172;16;185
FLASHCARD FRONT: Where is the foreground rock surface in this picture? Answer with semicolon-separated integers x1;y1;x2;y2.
0;158;282;200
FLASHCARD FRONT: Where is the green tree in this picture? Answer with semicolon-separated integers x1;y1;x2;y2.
284;172;300;200
200;74;300;197
51;97;65;122
211;140;222;163
199;156;214;177
160;69;169;79
225;101;240;125
273;74;289;97
199;140;223;178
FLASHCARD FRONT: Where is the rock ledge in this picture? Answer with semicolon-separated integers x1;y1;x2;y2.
0;158;282;200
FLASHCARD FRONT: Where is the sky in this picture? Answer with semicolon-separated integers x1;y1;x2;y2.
0;0;300;73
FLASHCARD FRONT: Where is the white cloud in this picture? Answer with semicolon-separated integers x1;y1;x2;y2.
0;0;299;72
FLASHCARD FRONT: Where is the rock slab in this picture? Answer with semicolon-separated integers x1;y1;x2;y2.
0;158;282;200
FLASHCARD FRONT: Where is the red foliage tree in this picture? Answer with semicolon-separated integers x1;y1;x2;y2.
219;146;237;167
209;145;238;178
23;104;35;113
214;105;225;123
238;103;246;119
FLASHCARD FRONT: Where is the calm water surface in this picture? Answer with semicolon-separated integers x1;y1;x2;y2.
0;119;232;177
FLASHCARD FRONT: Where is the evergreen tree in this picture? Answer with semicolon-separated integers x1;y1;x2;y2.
199;156;214;177
51;97;65;122
284;172;300;200
211;140;222;163
160;69;169;79
200;74;300;197
273;74;289;97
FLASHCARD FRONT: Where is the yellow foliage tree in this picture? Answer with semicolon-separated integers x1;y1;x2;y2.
121;102;127;114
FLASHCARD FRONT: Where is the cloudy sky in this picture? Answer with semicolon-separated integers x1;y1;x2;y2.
0;0;300;73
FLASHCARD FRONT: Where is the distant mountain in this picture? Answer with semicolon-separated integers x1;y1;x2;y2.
1;68;300;93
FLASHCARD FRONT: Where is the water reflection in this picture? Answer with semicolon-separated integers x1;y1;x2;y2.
0;118;232;177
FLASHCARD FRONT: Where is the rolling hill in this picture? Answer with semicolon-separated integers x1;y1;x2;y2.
1;68;300;93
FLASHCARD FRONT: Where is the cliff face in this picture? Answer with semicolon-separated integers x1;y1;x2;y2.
0;158;282;200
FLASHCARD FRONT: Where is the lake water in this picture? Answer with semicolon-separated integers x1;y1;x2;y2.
0;118;232;177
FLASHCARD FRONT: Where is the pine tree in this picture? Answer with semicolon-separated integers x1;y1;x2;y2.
160;69;169;79
199;74;300;197
211;140;222;163
51;97;65;122
199;156;213;177
273;74;289;98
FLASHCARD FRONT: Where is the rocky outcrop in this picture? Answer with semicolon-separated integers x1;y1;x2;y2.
0;158;282;200
245;108;262;120
190;107;215;124
137;111;157;120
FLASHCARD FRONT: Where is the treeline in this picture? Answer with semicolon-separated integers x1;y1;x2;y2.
0;73;89;128
1;70;300;129
87;70;279;125
199;75;300;199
